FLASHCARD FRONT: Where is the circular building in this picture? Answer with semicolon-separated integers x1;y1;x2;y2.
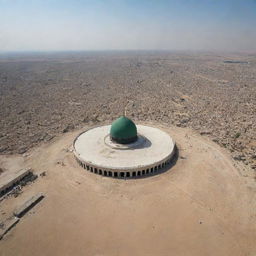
73;116;176;178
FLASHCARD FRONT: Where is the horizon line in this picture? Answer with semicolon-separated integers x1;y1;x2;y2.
0;49;255;54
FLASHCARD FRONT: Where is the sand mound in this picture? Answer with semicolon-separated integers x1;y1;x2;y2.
0;124;255;256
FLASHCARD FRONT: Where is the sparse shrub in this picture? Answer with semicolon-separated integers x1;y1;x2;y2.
235;132;241;139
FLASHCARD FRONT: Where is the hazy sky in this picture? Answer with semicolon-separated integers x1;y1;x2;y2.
1;0;256;52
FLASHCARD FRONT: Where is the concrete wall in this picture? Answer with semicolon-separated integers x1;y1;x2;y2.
74;149;175;178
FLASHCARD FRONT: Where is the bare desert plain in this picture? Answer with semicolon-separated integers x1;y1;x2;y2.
0;51;256;256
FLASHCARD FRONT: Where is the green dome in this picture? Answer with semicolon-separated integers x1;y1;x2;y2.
110;116;137;144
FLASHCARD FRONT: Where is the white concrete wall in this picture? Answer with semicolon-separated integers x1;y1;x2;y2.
74;148;175;178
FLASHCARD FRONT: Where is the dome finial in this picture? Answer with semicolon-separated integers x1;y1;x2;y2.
123;99;129;117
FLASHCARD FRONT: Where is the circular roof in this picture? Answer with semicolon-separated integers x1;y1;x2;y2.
74;125;175;170
110;116;137;140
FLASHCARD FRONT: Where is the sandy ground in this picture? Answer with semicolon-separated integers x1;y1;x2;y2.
1;52;256;170
0;123;256;256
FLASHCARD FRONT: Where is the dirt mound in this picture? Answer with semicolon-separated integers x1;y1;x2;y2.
0;125;255;256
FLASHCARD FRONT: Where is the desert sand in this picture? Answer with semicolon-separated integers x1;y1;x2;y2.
0;123;255;256
0;52;255;170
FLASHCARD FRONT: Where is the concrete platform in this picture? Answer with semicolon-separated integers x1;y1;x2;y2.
73;125;175;177
0;169;31;195
13;193;44;218
0;217;20;240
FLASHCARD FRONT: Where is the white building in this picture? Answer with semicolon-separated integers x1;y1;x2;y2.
73;116;176;178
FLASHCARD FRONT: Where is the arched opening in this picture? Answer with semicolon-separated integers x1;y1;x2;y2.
154;166;157;171
104;170;107;176
99;169;102;175
146;169;149;174
90;167;93;172
120;172;125;177
138;171;141;176
151;168;154;173
142;170;145;175
126;172;130;177
108;171;112;177
94;168;98;174
86;165;89;170
132;171;136;177
114;172;118;177
158;165;161;169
